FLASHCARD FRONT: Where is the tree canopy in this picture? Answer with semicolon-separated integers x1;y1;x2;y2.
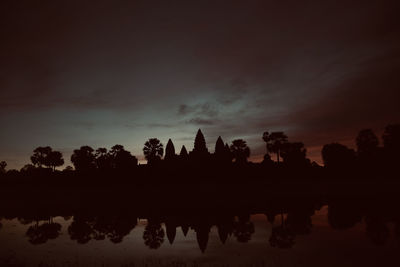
143;138;164;165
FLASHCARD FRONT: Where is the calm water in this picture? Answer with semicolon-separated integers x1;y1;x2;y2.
0;205;399;267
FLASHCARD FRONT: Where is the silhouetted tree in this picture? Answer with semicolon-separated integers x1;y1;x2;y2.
281;142;309;167
30;147;63;171
264;132;288;163
230;139;250;164
46;151;64;171
165;139;176;161
0;161;6;174
20;164;35;173
321;143;356;169
143;138;163;165
71;146;96;171
95;148;111;170
109;145;124;156
110;145;137;170
31;146;52;168
356;129;379;155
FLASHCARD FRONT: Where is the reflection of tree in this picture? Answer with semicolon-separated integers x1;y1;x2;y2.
269;213;295;249
68;215;137;244
286;208;313;235
365;216;389;246
328;204;362;230
104;216;137;243
143;221;165;249
68;216;95;244
233;215;254;243
26;218;61;245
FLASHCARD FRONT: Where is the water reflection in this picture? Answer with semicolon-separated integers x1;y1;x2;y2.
143;219;165;249
67;214;138;244
0;198;398;255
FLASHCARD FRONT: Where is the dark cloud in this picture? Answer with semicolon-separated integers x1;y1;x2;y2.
177;103;219;117
1;0;399;168
187;118;216;126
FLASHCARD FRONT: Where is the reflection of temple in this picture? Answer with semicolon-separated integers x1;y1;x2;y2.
1;197;397;252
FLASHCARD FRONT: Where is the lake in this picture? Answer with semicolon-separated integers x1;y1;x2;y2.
1;202;399;267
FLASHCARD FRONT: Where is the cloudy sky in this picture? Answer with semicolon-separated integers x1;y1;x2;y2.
1;0;399;169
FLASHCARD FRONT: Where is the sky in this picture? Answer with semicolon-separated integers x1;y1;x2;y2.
1;0;400;169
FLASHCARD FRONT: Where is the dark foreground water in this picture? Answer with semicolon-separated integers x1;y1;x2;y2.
1;204;399;267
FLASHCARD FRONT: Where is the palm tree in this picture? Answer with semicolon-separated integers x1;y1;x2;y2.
263;132;288;163
230;139;250;163
143;138;164;165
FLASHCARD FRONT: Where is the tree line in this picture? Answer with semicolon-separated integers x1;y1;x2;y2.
0;124;399;175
